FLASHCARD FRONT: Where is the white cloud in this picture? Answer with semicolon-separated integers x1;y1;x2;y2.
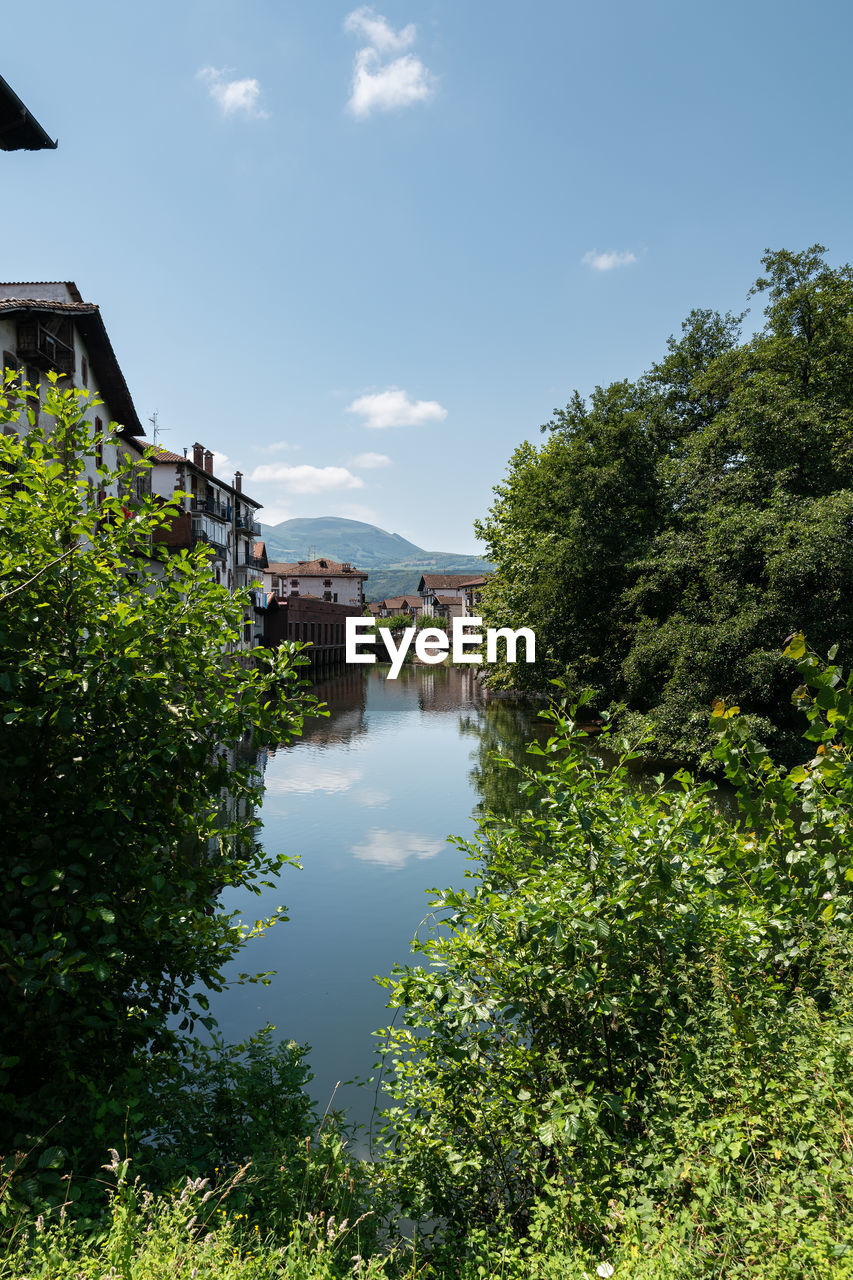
211;449;229;469
248;463;364;494
582;249;638;272
255;503;291;526
355;788;391;807
348;49;435;118
197;66;269;119
347;389;447;429
256;440;301;454
266;763;362;795
344;7;415;53
352;451;392;469
352;828;445;870
344;8;435;118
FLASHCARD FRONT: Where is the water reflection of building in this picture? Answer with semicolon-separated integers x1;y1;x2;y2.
208;739;269;858
299;667;368;746
417;665;487;713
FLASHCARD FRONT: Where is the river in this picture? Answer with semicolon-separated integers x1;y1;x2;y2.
210;663;545;1147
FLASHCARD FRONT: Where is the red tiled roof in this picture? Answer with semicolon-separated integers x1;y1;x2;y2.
419;573;480;590
0;298;94;313
148;447;185;463
267;557;367;578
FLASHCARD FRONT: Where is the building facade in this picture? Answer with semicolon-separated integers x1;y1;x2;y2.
148;444;267;648
265;556;367;608
0;280;149;508
417;572;491;619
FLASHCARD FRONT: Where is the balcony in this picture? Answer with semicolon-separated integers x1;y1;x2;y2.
191;522;226;558
191;494;228;521
16;317;75;374
236;555;265;575
236;509;262;536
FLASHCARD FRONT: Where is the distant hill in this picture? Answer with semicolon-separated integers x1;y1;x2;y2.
257;517;492;602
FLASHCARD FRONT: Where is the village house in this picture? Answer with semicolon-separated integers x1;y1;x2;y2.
375;595;422;620
265;556;367;609
147;445;267;648
459;574;491;615
417;572;492;621
0;281;150;508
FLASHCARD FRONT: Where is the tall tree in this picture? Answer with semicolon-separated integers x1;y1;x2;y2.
477;248;853;759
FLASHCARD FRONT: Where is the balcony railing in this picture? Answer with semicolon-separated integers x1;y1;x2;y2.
191;494;229;521
236;510;262;536
191;524;226;558
236;557;265;575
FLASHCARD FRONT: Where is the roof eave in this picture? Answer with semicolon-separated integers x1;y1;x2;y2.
0;74;57;151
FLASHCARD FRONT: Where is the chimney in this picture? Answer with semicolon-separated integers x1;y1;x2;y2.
235;471;242;493
193;442;204;468
204;449;214;475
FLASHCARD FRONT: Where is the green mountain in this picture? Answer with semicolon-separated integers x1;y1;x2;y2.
257;517;492;602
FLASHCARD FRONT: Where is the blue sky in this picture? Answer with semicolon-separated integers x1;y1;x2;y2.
3;0;852;551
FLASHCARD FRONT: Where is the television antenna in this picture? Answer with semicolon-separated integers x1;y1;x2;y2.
149;409;169;446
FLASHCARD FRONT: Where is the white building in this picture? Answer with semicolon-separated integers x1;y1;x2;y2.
417;573;491;620
0;281;146;499
0;280;155;548
148;445;266;647
265;557;367;608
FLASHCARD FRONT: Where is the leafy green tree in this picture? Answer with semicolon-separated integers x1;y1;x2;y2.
377;644;853;1255
475;379;663;700
477;247;853;758
0;374;318;1161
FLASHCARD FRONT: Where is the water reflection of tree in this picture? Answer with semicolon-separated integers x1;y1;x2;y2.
460;697;550;817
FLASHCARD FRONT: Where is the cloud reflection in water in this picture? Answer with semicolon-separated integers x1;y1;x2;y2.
352;828;445;870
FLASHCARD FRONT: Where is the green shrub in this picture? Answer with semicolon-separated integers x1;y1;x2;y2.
0;375;319;1173
376;644;853;1268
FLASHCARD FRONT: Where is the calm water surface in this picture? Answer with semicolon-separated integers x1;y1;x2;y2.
211;665;543;1142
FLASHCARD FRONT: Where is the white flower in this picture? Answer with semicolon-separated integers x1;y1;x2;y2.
597;1265;615;1279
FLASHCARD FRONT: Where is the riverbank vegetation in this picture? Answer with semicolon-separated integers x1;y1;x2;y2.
4;630;853;1274
475;246;853;763
0;375;319;1183
3;331;853;1276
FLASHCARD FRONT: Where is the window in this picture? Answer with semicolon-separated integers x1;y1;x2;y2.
2;351;20;388
81;355;88;388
